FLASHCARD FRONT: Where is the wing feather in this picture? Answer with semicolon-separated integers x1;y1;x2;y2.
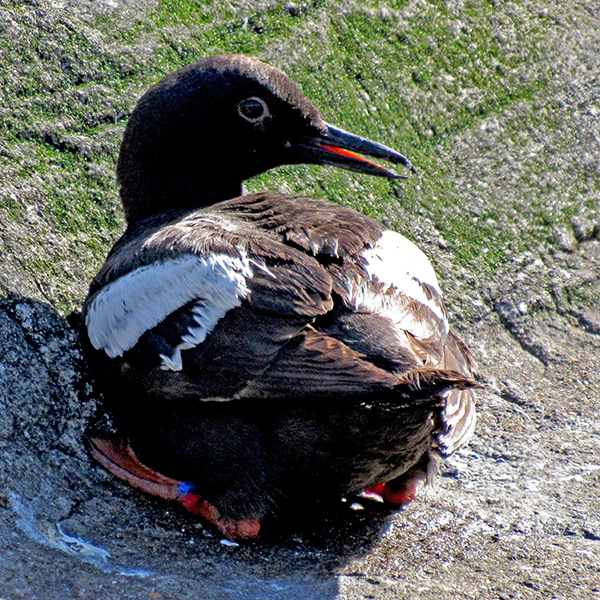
85;193;476;450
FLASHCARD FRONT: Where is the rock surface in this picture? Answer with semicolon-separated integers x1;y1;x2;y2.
0;1;599;599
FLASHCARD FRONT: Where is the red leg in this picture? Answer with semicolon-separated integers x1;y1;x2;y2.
88;438;261;540
180;492;261;539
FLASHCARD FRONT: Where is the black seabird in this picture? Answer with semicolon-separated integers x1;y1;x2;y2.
83;54;477;540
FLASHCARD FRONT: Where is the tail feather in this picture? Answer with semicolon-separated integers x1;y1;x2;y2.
436;330;478;454
396;367;480;394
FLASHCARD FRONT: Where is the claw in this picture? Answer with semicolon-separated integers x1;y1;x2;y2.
358;489;385;503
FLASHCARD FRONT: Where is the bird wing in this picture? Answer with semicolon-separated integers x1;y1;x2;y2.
218;193;451;372
84;209;337;399
85;195;476;450
217;193;477;450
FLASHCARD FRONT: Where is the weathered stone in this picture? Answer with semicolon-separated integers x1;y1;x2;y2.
1;0;599;598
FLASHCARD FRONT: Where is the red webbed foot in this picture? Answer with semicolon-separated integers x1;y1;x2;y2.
366;467;428;507
88;438;261;541
179;485;261;540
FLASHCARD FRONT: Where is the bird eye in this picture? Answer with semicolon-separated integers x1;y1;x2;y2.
237;96;270;123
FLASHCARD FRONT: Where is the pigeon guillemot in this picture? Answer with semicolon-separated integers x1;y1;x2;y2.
83;54;477;540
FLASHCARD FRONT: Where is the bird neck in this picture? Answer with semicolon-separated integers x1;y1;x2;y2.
117;157;244;225
116;105;248;224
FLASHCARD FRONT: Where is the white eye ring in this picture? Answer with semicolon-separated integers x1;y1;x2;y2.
237;96;270;124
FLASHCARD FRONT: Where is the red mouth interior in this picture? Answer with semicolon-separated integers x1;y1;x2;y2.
317;143;384;170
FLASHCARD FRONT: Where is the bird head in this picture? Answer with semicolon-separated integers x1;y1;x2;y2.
117;54;414;223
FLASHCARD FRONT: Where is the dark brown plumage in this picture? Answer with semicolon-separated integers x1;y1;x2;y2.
83;54;477;540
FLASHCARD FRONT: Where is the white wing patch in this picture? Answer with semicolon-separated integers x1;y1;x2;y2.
362;230;442;299
356;230;448;335
86;253;253;369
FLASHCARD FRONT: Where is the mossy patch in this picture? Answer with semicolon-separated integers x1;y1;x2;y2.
0;0;594;312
